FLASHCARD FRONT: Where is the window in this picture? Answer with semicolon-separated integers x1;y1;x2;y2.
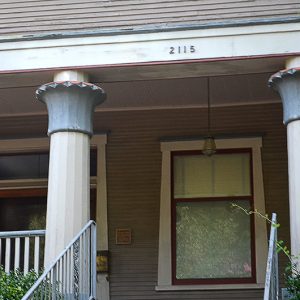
172;149;254;284
157;138;267;290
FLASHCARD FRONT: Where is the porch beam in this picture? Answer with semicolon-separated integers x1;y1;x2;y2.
0;23;300;73
37;70;106;267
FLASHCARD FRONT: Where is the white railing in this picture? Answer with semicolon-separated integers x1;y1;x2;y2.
0;229;45;274
22;220;97;300
264;213;279;300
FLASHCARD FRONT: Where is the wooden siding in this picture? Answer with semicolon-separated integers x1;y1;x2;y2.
94;104;287;299
0;102;289;299
0;0;299;37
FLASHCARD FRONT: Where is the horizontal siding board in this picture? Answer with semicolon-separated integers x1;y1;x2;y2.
0;3;299;24
0;9;299;35
0;0;299;37
1;1;296;17
0;0;251;10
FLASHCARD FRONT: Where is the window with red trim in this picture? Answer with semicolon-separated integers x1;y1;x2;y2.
171;149;256;285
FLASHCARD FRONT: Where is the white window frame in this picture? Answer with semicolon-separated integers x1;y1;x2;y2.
156;137;267;291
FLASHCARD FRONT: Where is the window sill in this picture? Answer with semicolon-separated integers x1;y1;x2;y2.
155;283;265;291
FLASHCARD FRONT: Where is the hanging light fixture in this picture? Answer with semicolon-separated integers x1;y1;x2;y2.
202;77;216;156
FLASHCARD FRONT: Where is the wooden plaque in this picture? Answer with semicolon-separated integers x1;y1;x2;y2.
116;228;132;245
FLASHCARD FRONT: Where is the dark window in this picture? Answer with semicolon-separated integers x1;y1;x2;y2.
0;149;97;180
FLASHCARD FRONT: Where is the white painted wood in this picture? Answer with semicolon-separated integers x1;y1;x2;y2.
287;121;300;267
252;144;268;284
53;70;88;82
34;236;40;272
44;131;90;267
24;237;30;275
14;237;20;270
157;137;267;289
94;135;110;300
5;238;10;273
286;56;300;69
0;23;300;72
284;58;300;269
157;150;172;286
155;283;265;290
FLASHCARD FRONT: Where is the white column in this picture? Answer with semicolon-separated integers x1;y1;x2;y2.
36;70;106;267
45;132;90;264
287;121;300;259
269;57;300;267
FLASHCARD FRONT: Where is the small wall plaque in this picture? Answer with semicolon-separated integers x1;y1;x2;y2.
116;228;132;245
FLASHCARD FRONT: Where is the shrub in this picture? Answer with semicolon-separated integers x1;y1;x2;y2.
0;266;39;300
285;264;300;300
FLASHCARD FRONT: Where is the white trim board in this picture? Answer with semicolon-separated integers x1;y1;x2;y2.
0;23;300;72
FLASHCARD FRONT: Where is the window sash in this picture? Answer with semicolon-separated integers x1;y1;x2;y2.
171;149;256;284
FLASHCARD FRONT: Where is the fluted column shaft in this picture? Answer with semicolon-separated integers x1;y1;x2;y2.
36;71;106;267
269;59;300;267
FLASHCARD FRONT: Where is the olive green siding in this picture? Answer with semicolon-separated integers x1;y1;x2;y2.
0;102;289;299
0;0;299;37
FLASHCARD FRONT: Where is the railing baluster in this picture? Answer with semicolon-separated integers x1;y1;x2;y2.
91;224;96;297
82;232;86;296
5;238;11;273
264;213;278;300
14;237;20;270
0;238;2;265
34;236;40;273
24;237;30;275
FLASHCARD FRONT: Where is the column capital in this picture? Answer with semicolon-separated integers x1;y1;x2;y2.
36;81;106;136
269;68;300;125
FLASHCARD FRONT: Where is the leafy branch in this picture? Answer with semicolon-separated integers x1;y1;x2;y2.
231;203;290;261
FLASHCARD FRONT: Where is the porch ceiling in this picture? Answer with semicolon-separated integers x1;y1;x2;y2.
0;58;282;117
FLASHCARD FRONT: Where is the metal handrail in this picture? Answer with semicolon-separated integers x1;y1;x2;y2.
22;220;97;300
264;213;279;300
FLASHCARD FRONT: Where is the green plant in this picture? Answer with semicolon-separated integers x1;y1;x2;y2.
0;266;39;300
231;203;300;299
284;263;300;300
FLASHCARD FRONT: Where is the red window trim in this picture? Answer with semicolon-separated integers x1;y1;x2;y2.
171;148;256;285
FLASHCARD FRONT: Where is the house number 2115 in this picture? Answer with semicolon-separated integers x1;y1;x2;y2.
169;45;196;54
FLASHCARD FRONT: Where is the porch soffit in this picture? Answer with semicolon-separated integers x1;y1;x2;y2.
0;72;280;117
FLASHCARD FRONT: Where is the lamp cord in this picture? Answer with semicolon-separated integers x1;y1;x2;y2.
207;77;211;136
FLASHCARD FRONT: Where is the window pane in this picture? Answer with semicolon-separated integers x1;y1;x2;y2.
176;200;252;279
0;150;97;180
0;154;49;180
0;197;47;231
174;153;250;198
174;155;212;198
214;154;250;196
